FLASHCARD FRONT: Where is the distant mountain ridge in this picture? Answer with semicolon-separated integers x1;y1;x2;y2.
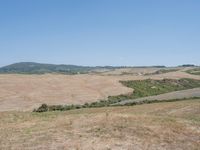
0;62;127;74
0;62;168;74
0;62;93;74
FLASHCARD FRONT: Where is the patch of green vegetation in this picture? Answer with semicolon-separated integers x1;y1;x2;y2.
108;78;200;101
186;68;200;75
34;78;200;112
145;69;179;75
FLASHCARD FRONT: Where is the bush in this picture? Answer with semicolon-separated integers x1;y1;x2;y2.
35;104;48;112
49;105;64;111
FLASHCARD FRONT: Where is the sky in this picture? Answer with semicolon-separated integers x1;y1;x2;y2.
0;0;200;67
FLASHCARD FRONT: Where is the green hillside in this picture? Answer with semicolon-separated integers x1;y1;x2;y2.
0;62;102;74
0;62;167;74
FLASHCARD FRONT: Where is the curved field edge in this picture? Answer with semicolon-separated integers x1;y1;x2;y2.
0;99;200;150
108;78;200;101
34;78;200;112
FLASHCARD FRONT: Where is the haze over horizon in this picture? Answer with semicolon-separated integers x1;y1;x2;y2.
0;61;198;68
1;0;200;67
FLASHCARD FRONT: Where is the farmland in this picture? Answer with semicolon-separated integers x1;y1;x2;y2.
1;0;200;149
0;65;200;149
0;66;200;111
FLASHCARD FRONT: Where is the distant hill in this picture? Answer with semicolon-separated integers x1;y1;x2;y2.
0;62;130;74
179;64;196;67
0;62;96;74
0;62;167;74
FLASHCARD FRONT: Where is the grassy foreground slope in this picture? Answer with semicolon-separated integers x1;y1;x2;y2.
0;99;199;150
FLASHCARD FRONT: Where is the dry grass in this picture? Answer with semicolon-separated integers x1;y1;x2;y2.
0;67;200;111
0;74;133;111
0;99;199;150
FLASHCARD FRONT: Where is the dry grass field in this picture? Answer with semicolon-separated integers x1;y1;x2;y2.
0;74;133;111
1;0;199;149
0;67;200;150
0;99;199;150
0;67;200;111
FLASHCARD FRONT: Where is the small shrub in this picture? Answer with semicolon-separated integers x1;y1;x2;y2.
35;104;48;112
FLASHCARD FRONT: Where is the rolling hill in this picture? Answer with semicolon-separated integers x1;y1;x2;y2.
0;62;167;74
0;62;134;74
0;62;96;74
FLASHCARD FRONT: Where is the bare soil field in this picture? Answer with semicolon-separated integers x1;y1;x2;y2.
0;67;200;111
0;99;199;150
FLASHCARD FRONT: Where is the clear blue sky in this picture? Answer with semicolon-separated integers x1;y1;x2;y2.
0;0;200;67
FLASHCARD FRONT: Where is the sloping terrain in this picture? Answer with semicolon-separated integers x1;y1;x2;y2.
31;78;200;112
116;88;200;105
0;67;200;111
119;78;200;99
0;99;199;150
0;74;133;111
